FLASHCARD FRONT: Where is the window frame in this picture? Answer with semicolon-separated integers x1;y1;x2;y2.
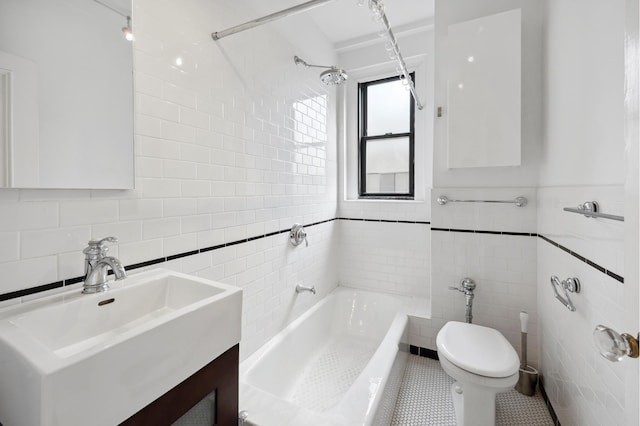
358;73;415;199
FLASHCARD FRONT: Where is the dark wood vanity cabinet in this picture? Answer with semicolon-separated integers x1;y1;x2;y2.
120;344;239;426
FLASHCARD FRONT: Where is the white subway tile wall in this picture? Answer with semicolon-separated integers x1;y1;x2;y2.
537;186;630;426
537;186;624;276
0;0;339;360
418;188;539;362
427;230;539;365
338;221;430;298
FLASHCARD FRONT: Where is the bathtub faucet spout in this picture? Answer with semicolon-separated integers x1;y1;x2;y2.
295;284;316;295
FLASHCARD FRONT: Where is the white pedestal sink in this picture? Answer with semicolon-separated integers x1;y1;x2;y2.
0;268;242;426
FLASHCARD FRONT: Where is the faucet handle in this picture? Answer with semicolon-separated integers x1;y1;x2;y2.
83;237;118;257
460;278;476;291
93;236;118;246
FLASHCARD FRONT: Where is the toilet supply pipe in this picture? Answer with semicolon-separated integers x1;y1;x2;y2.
515;311;539;396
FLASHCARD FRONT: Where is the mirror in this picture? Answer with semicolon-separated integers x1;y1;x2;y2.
0;0;134;189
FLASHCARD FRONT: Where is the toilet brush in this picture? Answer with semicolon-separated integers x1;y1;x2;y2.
515;311;538;396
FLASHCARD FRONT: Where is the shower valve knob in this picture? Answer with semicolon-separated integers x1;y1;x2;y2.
289;223;308;247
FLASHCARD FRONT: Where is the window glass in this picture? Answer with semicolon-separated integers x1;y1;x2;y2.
364;137;409;193
366;79;410;136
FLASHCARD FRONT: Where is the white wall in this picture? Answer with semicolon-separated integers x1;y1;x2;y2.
417;0;543;357
538;1;635;425
433;0;542;188
424;187;539;362
0;0;340;361
0;0;134;189
335;27;433;308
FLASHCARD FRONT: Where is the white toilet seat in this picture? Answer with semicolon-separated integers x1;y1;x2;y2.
436;321;519;378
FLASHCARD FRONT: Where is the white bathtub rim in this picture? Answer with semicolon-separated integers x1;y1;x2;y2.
239;287;336;384
239;286;416;426
332;312;409;424
240;285;421;377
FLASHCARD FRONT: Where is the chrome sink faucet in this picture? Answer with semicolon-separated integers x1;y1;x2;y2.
82;237;127;294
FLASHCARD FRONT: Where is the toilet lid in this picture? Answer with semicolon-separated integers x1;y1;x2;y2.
436;321;520;378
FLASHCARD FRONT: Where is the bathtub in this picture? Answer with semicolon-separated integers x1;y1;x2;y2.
239;286;427;426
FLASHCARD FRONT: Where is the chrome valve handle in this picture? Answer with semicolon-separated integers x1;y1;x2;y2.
83;236;118;256
289;224;308;247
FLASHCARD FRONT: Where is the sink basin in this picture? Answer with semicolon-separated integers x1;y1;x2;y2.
0;268;242;426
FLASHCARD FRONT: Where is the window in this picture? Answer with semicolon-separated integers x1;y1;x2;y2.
358;74;415;198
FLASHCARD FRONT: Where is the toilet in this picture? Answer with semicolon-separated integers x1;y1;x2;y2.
436;321;520;426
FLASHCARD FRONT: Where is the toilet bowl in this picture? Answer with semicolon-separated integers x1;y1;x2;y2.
436;321;519;426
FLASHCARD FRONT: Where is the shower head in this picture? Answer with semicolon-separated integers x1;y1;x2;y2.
319;68;348;85
294;55;348;86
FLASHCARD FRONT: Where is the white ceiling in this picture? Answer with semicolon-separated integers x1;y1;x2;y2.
94;0;131;17
305;0;434;45
241;0;434;46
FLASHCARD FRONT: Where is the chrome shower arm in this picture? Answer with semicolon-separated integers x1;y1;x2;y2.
293;56;335;70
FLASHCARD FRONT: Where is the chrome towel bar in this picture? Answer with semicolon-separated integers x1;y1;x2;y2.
437;195;528;207
563;201;624;222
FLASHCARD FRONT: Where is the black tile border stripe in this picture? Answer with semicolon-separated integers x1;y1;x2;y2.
411;345;561;425
337;217;431;225
539;376;562;426
0;281;64;302
431;227;536;237
410;344;439;360
538;234;624;284
433;227;624;284
1;217;433;302
1;219;622;302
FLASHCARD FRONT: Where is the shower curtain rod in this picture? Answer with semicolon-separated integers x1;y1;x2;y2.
211;0;336;40
211;0;423;110
378;12;424;110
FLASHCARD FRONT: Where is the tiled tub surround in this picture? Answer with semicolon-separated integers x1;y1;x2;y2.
338;220;431;299
0;218;338;303
240;286;427;426
0;0;341;360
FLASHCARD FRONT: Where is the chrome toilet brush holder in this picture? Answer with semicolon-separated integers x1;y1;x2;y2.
515;311;538;396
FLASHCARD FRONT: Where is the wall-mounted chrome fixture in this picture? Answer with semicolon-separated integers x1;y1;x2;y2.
449;278;476;323
82;237;127;294
289;223;308;247
295;284;316;295
122;16;133;41
92;0;133;41
593;325;639;362
294;56;348;86
238;410;249;425
437;195;528;207
563;201;624;222
550;275;580;311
